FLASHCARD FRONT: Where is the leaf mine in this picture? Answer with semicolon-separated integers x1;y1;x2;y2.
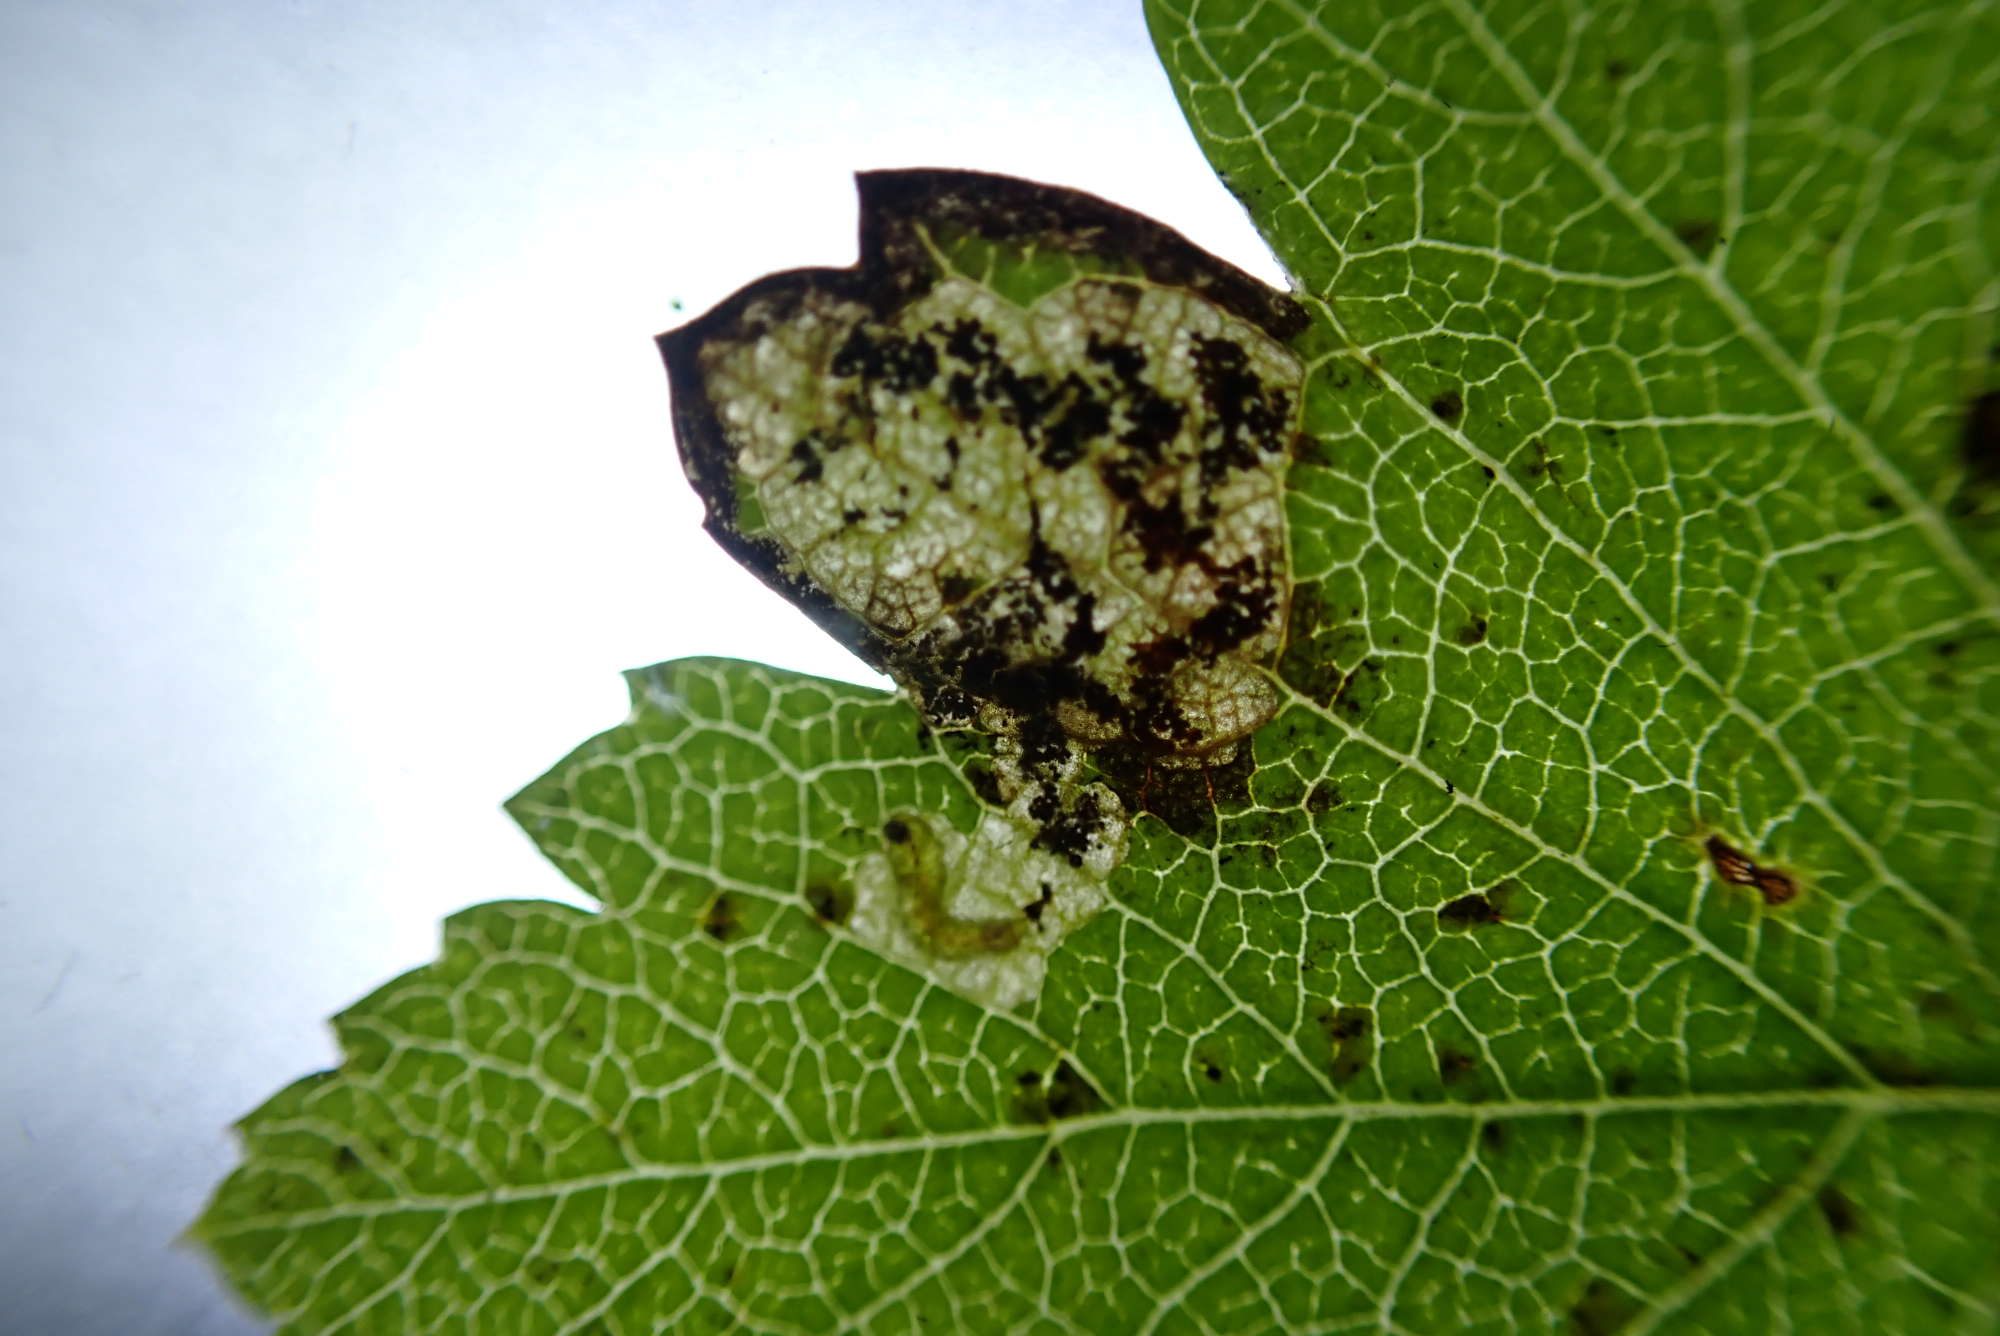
659;170;1308;1000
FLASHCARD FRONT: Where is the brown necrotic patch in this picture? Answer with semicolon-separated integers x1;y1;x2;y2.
1437;891;1504;931
660;170;1306;786
725;277;1300;767
659;173;1310;995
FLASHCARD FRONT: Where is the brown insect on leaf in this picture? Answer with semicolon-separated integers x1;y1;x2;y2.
1705;834;1800;907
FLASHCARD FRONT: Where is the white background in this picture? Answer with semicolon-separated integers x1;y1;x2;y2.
0;2;1282;1331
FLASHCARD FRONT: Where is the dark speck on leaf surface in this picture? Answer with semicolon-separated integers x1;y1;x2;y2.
1569;1278;1635;1336
1022;881;1053;925
1323;1005;1373;1084
1437;891;1503;930
1963;388;2000;481
1673;219;1720;253
701;893;741;941
1018;1059;1104;1122
1305;780;1341;814
1818;1184;1861;1237
806;882;853;926
1429;390;1463;421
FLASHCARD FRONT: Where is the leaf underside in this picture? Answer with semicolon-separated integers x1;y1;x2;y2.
197;2;2000;1332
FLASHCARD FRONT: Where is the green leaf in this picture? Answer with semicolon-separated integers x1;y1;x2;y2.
198;3;2000;1332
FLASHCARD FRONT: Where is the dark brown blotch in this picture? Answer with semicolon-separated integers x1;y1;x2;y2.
1674;219;1720;255
1437;891;1503;931
1321;1005;1374;1085
962;757;1006;807
1093;739;1253;842
1962;388;2000;483
702;892;742;942
1016;1059;1105;1123
1022;881;1053;926
938;571;979;605
1568;1277;1636;1336
788;434;823;484
1429;389;1463;422
1437;1047;1476;1085
1817;1184;1861;1237
1305;780;1342;815
805;882;853;927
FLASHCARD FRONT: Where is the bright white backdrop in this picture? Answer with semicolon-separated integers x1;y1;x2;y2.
0;2;1283;1330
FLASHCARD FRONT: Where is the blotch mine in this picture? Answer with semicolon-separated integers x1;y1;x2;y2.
660;170;1310;1006
882;811;1022;957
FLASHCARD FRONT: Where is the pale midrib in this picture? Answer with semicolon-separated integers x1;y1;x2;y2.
1135;1120;1355;1336
1620;1105;1868;1336
1205;0;1995;984
209;1084;1999;1237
